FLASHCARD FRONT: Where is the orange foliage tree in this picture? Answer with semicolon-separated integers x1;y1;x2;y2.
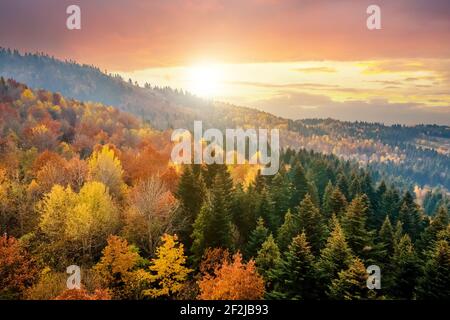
197;252;265;300
0;235;38;299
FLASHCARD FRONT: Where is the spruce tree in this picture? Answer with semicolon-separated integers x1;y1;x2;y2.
269;172;292;230
323;185;347;220
245;217;269;258
389;234;421;299
174;165;206;248
419;206;448;250
341;195;374;259
255;234;281;280
416;240;450;299
379;216;395;259
268;233;319;300
290;163;309;209
328;258;373;300
191;172;234;262
276;209;299;252
316;217;353;292
297;194;326;254
398;191;423;241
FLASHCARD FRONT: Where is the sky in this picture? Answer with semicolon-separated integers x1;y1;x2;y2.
1;0;450;125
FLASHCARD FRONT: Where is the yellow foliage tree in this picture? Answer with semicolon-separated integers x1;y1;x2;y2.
88;145;126;199
144;234;192;298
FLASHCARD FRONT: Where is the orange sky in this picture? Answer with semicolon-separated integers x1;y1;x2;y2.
1;0;450;71
1;0;450;124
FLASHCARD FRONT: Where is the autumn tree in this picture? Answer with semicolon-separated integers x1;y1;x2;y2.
198;252;265;300
88;145;126;200
144;234;192;299
124;177;179;256
95;235;144;299
0;235;37;299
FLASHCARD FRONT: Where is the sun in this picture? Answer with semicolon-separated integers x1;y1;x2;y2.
186;63;224;98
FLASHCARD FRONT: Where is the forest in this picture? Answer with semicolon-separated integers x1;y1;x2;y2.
2;48;450;190
1;78;450;300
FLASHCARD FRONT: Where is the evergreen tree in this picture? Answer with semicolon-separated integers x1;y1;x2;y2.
416;240;450;299
255;234;281;280
341;195;374;259
336;173;350;201
191;172;234;262
389;234;421;299
419;206;448;250
268;233;319;300
323;185;347;220
379;216;395;259
398;191;423;241
328;258;373;300
269;172;292;230
276;210;299;252
258;189;276;232
174;165;206;247
290;163;309;209
316;217;353;293
245;217;269;259
297;194;326;254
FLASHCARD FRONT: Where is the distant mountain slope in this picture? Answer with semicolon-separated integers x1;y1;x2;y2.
1;48;450;189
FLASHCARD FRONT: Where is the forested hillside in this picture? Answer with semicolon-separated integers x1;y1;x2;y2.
1;79;450;300
2;48;450;191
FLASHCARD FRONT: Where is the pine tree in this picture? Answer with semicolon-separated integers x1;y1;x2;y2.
323;185;347;220
389;234;421;299
245;217;269;259
419;206;448;250
174;165;206;247
290;163;309;209
378;216;394;263
269;173;292;230
191;172;234;262
328;258;373;300
276;210;299;252
416;240;450;299
336;173;350;201
255;234;281;280
297;194;326;254
268;233;319;300
322;181;334;217
341;195;374;259
316;218;353;292
398;191;423;241
258;189;276;232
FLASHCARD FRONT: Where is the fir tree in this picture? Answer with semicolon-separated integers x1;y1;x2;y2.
245;217;269;259
328;258;373;300
416;240;450;299
316;217;353;293
174;165;206;248
389;234;421;299
276;210;299;252
269;172;292;230
290;163;309;209
255;234;281;280
297;194;326;254
268;233;319;300
341;195;374;259
191;172;234;262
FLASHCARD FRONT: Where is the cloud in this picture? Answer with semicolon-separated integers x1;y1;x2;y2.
292;67;336;73
252;91;450;125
